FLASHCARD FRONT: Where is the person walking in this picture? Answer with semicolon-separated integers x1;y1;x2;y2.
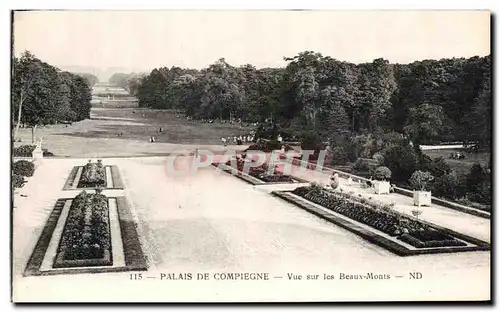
221;137;227;147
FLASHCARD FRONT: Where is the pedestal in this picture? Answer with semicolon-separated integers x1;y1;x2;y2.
32;147;43;168
413;191;431;207
374;181;390;195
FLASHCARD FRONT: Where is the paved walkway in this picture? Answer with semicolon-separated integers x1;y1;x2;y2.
13;157;490;302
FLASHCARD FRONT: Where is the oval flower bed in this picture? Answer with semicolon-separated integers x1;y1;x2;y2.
78;160;106;188
292;186;467;249
53;189;112;268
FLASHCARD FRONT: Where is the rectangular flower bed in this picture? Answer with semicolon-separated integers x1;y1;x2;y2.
272;186;490;256
63;162;124;190
23;195;147;276
53;190;112;268
78;161;106;188
212;157;308;185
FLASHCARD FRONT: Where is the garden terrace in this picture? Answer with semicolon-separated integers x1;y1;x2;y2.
24;192;147;276
13;157;490;301
211;157;308;185
272;186;489;256
63;161;124;190
284;156;490;219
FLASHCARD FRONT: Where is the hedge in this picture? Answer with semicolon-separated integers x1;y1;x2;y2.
13;160;35;177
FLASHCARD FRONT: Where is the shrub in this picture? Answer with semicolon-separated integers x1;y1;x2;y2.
42;149;54;157
246;140;281;152
465;163;491;204
13;145;36;157
352;158;378;174
372;152;385;165
13;145;54;157
415;147;433;172
300;130;325;155
427;157;451;178
12;174;25;188
13;160;35;177
349;134;376;159
383;144;419;183
409;171;434;191
327;146;349;165
373;166;392;181
432;171;463;200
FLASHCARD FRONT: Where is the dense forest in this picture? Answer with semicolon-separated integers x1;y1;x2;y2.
12;51;93;135
126;52;491;205
128;52;491;148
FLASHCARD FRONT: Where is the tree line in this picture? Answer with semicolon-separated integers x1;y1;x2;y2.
130;52;490;148
109;72;145;96
12;51;94;139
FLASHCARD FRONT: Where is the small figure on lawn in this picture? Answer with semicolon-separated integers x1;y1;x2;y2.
159;127;163;133
221;137;227;147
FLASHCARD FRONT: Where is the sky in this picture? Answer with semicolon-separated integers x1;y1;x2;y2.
13;10;491;75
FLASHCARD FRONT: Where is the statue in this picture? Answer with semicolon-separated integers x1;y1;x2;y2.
32;138;44;167
330;173;340;190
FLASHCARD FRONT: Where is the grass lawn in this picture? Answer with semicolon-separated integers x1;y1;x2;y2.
13;108;254;157
423;148;491;175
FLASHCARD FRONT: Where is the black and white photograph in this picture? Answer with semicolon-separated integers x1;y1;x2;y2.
10;9;491;302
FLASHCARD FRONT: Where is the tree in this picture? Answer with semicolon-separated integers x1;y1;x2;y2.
403;103;445;144
409;170;434;191
12;51;93;142
12;51;37;139
76;73;99;87
462;77;491;147
383;144;419;183
373;166;392;181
